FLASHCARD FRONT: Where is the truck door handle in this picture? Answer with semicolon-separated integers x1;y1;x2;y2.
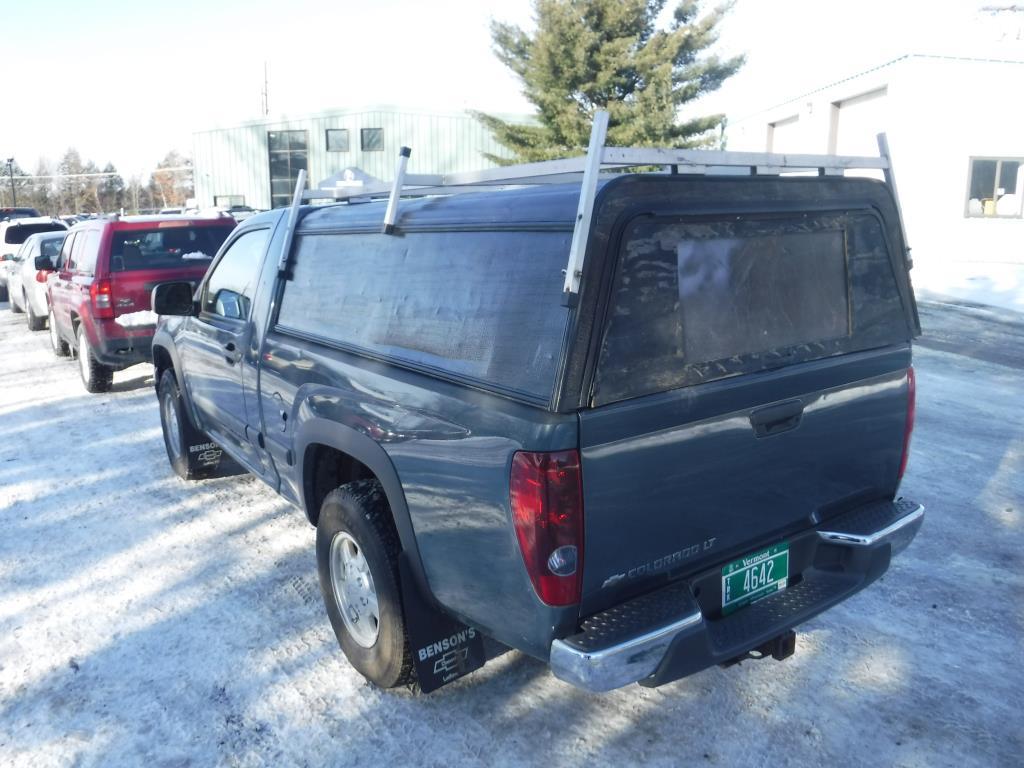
749;399;804;438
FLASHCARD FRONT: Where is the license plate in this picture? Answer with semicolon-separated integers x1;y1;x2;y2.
721;542;789;615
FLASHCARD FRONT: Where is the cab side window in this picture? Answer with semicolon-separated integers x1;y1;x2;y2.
56;232;77;270
201;230;269;320
67;231;88;271
76;231;101;275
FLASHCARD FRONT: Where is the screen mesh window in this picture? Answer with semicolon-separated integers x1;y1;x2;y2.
326;128;350;152
966;157;1023;218
268;130;308;208
593;213;909;405
360;128;384;151
276;230;572;402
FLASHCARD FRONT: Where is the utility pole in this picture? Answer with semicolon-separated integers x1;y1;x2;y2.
5;158;15;207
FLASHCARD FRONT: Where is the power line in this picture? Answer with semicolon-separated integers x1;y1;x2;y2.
10;166;191;181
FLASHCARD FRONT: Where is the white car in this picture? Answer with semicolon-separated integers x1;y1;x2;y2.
0;216;68;302
7;231;67;330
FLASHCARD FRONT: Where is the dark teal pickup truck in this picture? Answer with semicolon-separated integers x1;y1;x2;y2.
150;126;923;694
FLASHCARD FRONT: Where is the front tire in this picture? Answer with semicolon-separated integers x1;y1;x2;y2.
157;369;224;481
49;310;70;356
77;325;113;393
10;289;23;313
316;480;414;689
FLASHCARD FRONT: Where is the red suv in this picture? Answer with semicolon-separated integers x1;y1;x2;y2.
47;215;236;392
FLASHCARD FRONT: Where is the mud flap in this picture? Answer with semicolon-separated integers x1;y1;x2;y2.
398;553;485;693
185;439;244;477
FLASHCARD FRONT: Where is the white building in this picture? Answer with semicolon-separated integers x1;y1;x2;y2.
193;105;530;211
726;54;1024;308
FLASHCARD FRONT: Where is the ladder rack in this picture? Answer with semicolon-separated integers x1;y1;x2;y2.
299;109;900;303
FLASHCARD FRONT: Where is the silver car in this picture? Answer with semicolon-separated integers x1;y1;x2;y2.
7;231;67;330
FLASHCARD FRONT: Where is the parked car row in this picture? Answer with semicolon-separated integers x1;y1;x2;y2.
1;212;236;393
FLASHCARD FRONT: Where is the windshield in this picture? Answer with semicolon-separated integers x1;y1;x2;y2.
39;236;65;258
110;226;232;271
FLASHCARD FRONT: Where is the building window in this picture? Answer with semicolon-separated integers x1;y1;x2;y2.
361;127;384;151
966;157;1023;218
326;129;350;152
268;130;308;208
214;195;245;208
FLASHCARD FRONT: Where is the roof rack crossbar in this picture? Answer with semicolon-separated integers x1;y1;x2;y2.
301;111;899;300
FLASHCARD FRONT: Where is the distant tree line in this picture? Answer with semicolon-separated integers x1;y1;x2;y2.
1;149;193;215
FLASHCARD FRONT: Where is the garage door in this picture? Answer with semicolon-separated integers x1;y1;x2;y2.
831;87;888;156
767;114;801;154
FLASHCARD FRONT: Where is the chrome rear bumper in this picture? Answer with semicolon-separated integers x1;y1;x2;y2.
551;498;924;693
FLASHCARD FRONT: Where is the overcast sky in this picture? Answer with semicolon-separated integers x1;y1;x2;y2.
2;0;1019;178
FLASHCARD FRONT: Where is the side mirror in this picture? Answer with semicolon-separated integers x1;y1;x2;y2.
34;254;54;270
152;281;196;316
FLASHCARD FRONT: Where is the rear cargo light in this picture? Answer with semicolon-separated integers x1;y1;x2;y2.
897;366;916;482
90;279;114;319
509;450;584;606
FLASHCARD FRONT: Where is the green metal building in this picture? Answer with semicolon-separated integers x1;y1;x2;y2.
192;105;530;210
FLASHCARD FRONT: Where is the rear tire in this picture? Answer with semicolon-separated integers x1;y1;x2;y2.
0;284;8;303
26;299;45;331
157;369;224;480
77;325;113;393
316;480;414;689
49;310;70;357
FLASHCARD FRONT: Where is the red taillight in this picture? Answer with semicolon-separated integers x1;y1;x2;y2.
897;366;916;482
90;279;114;319
35;270;51;284
509;449;584;606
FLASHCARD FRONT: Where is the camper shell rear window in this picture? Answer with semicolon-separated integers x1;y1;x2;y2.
593;211;910;405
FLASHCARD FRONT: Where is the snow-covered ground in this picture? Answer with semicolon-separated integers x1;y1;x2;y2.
1;301;1021;768
914;260;1024;315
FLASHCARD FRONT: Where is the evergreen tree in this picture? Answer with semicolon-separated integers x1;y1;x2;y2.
81;160;102;213
56;148;87;213
475;0;744;162
99;163;126;213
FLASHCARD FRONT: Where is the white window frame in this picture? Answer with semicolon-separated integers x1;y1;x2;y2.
965;156;1024;219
